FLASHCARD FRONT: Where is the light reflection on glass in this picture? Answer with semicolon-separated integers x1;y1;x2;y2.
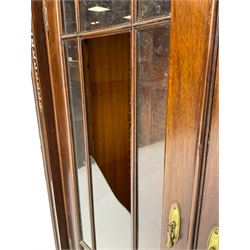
136;24;170;250
79;0;130;31
61;0;77;34
64;40;92;247
137;0;171;20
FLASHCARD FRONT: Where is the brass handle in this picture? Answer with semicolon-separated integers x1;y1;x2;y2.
207;226;219;250
165;202;181;248
166;221;176;248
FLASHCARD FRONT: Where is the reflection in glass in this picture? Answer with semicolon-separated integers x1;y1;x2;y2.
64;40;92;247
137;24;170;249
61;0;77;34
79;0;130;31
83;33;131;249
137;0;171;20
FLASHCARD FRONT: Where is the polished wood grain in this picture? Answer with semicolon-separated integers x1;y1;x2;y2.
42;0;82;249
83;33;131;210
161;0;218;249
196;62;219;250
31;1;69;249
33;1;220;249
192;10;219;248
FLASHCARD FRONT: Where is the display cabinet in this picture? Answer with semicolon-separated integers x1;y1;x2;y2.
31;0;218;249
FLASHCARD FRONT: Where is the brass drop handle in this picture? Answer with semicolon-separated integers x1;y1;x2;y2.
166;221;176;248
165;202;181;248
207;226;219;250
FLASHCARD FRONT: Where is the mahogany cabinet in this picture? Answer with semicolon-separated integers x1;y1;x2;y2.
31;0;219;249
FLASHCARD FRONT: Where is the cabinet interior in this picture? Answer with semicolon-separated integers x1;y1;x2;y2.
83;32;131;211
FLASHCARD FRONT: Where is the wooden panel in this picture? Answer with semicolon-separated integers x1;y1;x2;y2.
161;0;217;249
83;33;131;210
31;1;69;249
196;63;219;250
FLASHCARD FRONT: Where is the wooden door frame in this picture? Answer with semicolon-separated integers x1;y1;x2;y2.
32;1;70;249
161;0;218;249
31;0;218;249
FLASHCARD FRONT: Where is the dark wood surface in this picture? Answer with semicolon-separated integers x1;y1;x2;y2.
31;1;69;249
33;0;219;249
42;0;82;249
196;62;219;250
161;0;218;249
83;33;131;210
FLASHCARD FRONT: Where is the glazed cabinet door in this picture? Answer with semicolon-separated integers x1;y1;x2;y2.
31;0;218;250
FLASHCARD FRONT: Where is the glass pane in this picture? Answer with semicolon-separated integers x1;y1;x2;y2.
83;33;131;249
64;40;92;247
61;0;77;34
79;0;130;31
137;0;171;20
136;24;170;249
